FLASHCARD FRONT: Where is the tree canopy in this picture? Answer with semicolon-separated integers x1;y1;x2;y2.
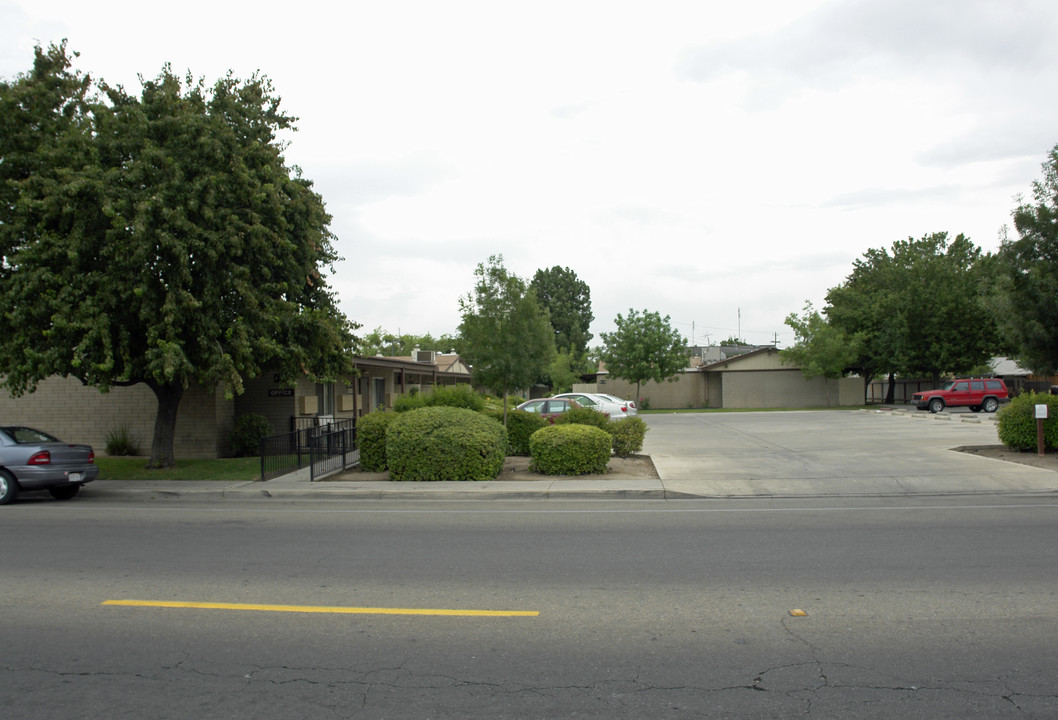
993;143;1058;374
781;302;859;380
0;43;358;466
458;256;555;421
600;309;686;401
824;232;996;389
530;266;593;361
358;327;462;357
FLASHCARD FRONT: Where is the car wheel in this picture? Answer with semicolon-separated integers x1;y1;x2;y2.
48;484;81;501
982;398;999;413
928;398;945;414
969;405;981;413
0;470;19;505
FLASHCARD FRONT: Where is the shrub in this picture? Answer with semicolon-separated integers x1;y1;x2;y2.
529;424;612;476
505;409;549;456
553;406;611;430
997;391;1058;451
423;384;485;412
228;414;272;457
608;416;648;457
357;411;398;471
105;424;140;456
386;406;506;481
393;392;427;412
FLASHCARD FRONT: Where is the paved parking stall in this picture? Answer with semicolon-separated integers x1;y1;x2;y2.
647;409;1058;497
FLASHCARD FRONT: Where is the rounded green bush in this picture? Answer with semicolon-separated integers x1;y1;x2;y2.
608;416;647;457
386;406;506;481
553;406;610;430
997;391;1058;451
505;409;549;456
529;424;612;476
393;392;426;412
357;411;397;471
422;384;485;412
228;413;273;457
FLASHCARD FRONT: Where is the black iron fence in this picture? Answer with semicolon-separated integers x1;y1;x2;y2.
259;418;358;482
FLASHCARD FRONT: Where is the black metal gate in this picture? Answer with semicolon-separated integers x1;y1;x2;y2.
308;423;358;481
259;418;358;482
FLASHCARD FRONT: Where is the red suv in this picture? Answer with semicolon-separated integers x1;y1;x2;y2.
912;378;1009;414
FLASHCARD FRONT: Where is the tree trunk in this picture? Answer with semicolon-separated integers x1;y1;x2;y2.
884;372;897;404
502;389;509;426
861;371;875;405
146;381;184;468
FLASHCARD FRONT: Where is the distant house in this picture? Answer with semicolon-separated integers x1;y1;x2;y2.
580;346;862;409
0;350;472;458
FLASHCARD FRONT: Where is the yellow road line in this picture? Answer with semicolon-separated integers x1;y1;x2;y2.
102;599;538;617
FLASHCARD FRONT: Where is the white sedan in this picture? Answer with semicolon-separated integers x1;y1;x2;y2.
594;393;637;417
550;393;636;419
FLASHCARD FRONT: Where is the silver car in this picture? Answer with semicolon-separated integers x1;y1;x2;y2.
0;426;99;504
550;392;634;419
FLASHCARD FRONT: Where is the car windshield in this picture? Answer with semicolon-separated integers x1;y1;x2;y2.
0;426;61;444
941;382;956;391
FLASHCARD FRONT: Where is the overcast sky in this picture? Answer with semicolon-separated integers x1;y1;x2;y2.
3;0;1057;348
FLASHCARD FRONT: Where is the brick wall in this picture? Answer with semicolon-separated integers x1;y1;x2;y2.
0;376;233;458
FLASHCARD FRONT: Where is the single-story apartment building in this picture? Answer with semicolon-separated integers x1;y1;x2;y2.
0;350;471;458
580;347;862;410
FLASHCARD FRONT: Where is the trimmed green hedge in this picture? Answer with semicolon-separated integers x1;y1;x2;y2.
424;384;485;411
386;406;506;481
394;385;484;412
553;406;610;430
997;391;1058;451
357;411;398;471
529;424;612;476
393;392;426;412
505;409;549;456
609;416;647;457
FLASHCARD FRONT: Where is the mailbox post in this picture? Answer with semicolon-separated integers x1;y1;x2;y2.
1036;404;1048;456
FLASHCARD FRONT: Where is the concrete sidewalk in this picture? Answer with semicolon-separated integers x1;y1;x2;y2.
79;408;1058;502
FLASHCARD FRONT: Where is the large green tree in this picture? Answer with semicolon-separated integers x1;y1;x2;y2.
600;309;686;402
993;143;1058;374
781;302;860;405
825;232;995;391
458;255;555;422
0;43;358;467
530;266;593;362
782;302;860;378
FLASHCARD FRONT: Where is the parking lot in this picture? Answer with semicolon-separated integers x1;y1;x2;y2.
645;409;1058;497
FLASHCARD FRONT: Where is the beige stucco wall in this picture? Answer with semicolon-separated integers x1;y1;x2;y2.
595;372;709;409
718;370;861;408
0;376;233;458
582;356;863;410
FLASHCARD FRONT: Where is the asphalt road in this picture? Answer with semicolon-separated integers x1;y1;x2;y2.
3;496;1058;718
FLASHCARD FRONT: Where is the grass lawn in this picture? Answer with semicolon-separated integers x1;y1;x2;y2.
95;456;260;482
